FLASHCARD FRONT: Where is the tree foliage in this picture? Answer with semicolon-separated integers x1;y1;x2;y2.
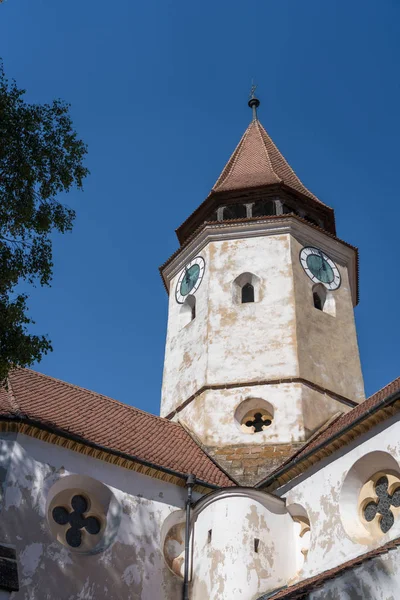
0;62;89;381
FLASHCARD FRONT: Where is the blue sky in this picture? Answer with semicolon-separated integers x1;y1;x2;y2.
1;0;399;413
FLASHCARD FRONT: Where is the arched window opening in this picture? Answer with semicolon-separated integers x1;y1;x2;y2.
222;204;247;220
312;284;336;317
179;295;196;329
241;283;254;304
252;200;275;218
232;272;261;304
313;284;326;311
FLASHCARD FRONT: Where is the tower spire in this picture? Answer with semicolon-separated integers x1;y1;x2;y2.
248;82;260;121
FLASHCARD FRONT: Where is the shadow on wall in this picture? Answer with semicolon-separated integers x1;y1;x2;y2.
310;555;399;600
0;437;182;599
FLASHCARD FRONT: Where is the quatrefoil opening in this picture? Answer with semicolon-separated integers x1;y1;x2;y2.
241;408;273;434
52;494;101;548
362;474;400;534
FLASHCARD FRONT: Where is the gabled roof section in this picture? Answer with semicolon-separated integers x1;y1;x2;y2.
259;535;400;599
256;375;400;491
212;118;328;207
0;369;234;489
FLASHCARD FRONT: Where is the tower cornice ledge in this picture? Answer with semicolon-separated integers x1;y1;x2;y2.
160;215;359;305
165;376;358;421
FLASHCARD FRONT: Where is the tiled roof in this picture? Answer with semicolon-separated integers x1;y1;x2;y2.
212;119;328;207
0;369;234;489
260;536;400;599
257;376;400;489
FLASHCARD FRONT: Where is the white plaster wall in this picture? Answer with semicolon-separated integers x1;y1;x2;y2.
291;234;365;403
179;383;305;446
161;225;361;450
178;382;351;447
206;235;297;384
191;492;298;600
0;433;193;600
161;244;211;417
280;416;400;584
309;546;400;600
161;234;298;418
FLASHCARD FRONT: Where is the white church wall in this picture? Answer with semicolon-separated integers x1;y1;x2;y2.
161;233;298;418
280;415;400;583
190;490;300;600
0;432;192;600
309;545;400;600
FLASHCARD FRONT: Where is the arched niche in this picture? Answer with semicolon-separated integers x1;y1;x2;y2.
179;295;196;329
232;272;261;304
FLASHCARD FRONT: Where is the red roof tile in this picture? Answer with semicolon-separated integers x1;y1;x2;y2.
0;369;234;489
212;119;328;207
260;536;400;599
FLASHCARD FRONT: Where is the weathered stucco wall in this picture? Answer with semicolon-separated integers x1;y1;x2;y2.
291;235;365;404
161;225;361;454
190;490;304;600
309;546;400;600
178;382;349;448
161;234;298;418
280;416;400;584
0;433;188;600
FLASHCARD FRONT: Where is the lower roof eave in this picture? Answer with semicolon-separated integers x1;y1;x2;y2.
0;415;226;494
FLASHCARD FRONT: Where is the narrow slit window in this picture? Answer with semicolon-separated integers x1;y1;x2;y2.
242;283;254;304
313;291;323;311
208;530;212;544
312;284;326;312
179;295;196;329
254;538;260;553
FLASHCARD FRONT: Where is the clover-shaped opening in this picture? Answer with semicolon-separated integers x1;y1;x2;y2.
234;398;275;435
244;412;272;433
363;476;400;534
241;408;273;434
52;494;101;548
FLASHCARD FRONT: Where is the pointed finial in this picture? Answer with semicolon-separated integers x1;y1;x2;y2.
248;80;260;121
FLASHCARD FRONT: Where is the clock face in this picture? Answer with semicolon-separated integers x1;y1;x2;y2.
175;256;205;303
300;247;341;290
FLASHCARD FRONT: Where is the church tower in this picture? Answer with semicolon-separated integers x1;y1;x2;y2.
159;95;365;484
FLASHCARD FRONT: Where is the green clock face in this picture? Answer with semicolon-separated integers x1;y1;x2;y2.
175;256;205;303
300;247;341;290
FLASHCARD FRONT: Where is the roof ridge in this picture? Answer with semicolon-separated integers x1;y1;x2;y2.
254;120;281;181
20;368;179;425
212;125;250;191
178;419;238;485
368;376;400;399
264;535;400;599
257;122;321;205
256;375;400;490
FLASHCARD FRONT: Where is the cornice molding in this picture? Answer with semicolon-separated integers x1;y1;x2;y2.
0;421;214;495
165;376;358;421
161;216;358;305
192;486;285;518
